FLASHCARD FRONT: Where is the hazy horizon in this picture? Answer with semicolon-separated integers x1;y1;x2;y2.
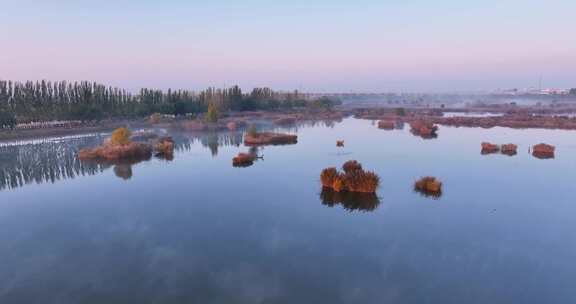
1;0;575;92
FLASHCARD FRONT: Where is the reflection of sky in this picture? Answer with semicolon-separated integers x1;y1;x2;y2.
0;118;575;302
1;1;575;91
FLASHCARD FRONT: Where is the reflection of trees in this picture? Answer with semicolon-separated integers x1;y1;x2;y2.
320;188;380;212
113;164;132;180
81;156;151;181
0;135;108;191
171;131;244;154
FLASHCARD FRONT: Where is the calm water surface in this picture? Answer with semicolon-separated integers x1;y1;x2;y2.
1;118;575;304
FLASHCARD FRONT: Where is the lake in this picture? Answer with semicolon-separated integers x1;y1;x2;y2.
0;117;575;304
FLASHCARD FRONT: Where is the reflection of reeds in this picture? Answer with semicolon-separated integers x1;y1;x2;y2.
320;188;380;212
414;176;443;199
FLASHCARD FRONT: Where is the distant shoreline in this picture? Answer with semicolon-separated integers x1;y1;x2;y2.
0;119;150;143
4;104;576;143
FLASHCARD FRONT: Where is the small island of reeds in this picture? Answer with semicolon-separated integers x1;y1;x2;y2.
244;132;297;146
78;128;176;162
410;120;438;138
78;128;153;161
481;142;518;156
232;153;256;167
532;143;555;159
320;160;380;193
414;176;443;198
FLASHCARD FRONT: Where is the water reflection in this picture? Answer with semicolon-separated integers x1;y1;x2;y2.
0;136;108;191
319;188;380;212
81;156;153;180
532;152;555;159
0;131;246;191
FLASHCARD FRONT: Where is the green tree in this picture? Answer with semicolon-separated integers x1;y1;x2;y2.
110;127;131;145
0;110;17;129
205;103;218;123
246;124;258;137
395;107;406;116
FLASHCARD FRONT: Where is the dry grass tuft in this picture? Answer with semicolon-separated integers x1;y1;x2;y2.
410;120;438;138
244;132;297;146
377;120;395;130
532;143;555;159
414;176;442;198
320;161;380;193
233;153;256;167
481;142;500;154
501;143;518;156
320;167;339;188
342;160;363;173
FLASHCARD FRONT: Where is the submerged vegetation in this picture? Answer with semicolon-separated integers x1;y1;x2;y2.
320;161;380;193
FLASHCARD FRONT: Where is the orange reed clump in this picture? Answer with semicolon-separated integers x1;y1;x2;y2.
532;143;555;159
377;120;395;130
320;167;339;188
414;176;442;198
501;143;517;156
342;160;363;173
320;161;380;193
232;153;256;167
481;142;500;154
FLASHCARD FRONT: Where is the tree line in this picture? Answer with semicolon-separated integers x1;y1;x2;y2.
0;80;340;129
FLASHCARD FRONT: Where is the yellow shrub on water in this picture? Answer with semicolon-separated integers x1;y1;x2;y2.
319;161;380;193
110;127;131;146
